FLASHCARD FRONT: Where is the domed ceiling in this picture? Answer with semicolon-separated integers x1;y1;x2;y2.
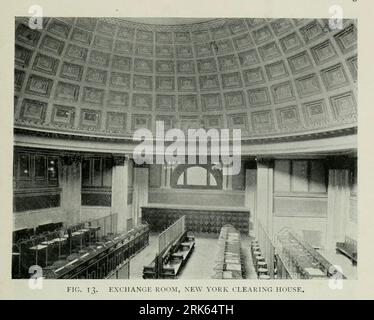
14;17;357;140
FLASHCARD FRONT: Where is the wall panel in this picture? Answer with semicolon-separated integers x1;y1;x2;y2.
148;188;245;207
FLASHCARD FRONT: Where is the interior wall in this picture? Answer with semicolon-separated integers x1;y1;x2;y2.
13;207;64;230
13;148;62;230
271;158;357;248
272;159;328;248
81;206;111;221
148;163;246;208
346;160;357;240
148;188;245;207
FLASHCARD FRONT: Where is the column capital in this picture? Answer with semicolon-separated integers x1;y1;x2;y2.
60;154;82;166
134;162;150;169
112;154;129;166
255;157;273;167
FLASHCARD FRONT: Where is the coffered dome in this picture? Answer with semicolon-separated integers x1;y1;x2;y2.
14;17;357;140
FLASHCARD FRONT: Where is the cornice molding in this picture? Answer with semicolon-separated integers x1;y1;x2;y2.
14;125;357;145
14;126;357;157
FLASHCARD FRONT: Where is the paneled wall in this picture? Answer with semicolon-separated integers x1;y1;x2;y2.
149;188;245;207
81;156;113;206
271;158;357;248
346;160;357;240
272;159;328;247
13;207;64;230
142;206;250;234
13;148;62;229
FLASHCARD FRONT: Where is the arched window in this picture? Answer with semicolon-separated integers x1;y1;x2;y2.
172;165;222;189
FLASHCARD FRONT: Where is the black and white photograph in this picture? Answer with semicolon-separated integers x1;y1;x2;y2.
4;0;374;304
11;15;358;282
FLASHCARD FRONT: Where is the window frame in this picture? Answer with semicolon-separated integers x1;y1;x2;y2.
171;164;222;190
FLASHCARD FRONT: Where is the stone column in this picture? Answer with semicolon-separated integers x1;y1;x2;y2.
326;169;350;250
256;158;275;277
111;155;130;233
132;165;149;227
60;155;82;226
222;166;233;190
256;158;274;235
160;164;172;188
245;168;257;237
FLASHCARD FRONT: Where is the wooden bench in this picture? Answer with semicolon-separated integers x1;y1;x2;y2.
336;236;357;265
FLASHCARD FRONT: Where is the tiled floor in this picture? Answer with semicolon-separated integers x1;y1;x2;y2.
128;233;257;279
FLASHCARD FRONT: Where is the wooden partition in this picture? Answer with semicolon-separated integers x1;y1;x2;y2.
44;224;149;279
142;205;250;234
158;216;185;253
143;216;195;279
256;220;275;277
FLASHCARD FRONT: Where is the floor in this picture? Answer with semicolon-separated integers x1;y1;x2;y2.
128;233;257;279
317;249;357;279
124;234;357;280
